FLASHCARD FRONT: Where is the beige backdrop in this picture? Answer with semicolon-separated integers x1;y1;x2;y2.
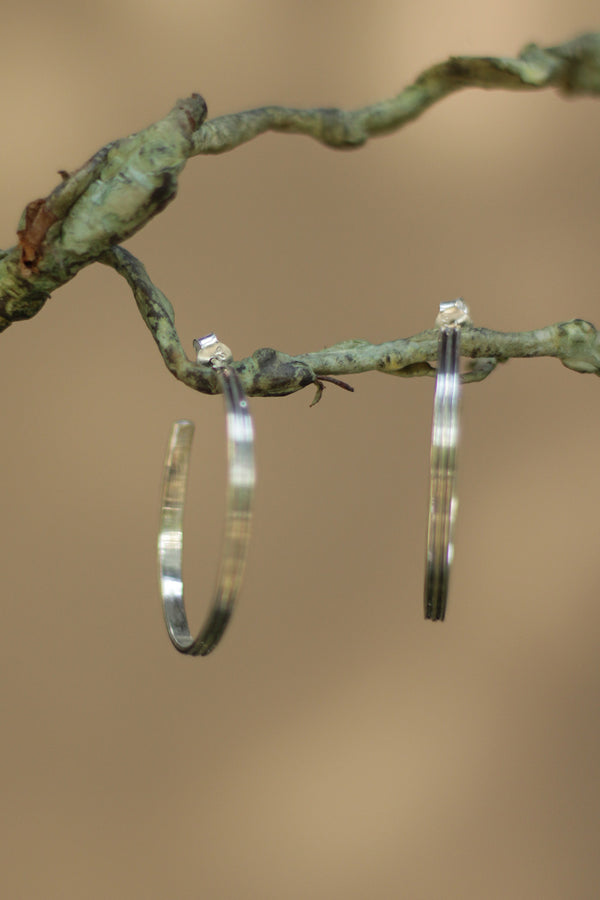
2;2;599;898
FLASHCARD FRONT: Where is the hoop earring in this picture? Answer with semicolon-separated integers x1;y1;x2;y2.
424;300;470;621
158;333;256;655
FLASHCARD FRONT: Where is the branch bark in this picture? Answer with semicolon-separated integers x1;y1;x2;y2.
101;247;600;402
2;33;600;398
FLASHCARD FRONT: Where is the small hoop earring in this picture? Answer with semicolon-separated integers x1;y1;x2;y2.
158;333;256;655
424;299;470;621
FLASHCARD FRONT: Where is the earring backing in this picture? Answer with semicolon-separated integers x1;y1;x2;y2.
158;333;255;656
424;299;470;621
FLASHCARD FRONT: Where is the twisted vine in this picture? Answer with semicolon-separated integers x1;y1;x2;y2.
1;32;599;399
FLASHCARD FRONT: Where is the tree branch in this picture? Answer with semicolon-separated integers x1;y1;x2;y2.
190;33;600;154
0;95;207;331
101;247;600;402
2;32;600;399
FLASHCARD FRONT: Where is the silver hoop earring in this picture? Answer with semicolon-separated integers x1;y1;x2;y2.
158;333;256;655
424;299;470;621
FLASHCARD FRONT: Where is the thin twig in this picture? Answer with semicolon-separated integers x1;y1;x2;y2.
101;248;600;401
191;34;600;154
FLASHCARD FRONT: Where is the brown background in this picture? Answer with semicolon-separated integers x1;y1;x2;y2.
2;2;599;898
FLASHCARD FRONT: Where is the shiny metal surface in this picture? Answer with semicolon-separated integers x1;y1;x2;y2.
424;301;470;621
158;334;255;655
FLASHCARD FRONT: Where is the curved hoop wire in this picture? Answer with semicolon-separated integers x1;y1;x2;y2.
158;336;255;655
424;300;470;621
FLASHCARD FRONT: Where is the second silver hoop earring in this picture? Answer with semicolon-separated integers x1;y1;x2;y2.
158;333;255;656
424;299;470;621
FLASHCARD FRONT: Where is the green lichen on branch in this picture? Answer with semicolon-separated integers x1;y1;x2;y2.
101;248;600;401
0;95;207;330
1;32;600;398
191;33;600;154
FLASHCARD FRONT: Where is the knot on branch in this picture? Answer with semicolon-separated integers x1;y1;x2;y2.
9;94;209;297
172;93;208;134
316;108;368;148
557;319;600;374
546;33;600;94
237;348;317;396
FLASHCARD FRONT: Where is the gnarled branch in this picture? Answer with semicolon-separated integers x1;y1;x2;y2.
2;32;600;401
190;33;600;154
102;247;600;402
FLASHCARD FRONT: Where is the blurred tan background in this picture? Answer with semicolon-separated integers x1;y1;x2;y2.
1;2;599;898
